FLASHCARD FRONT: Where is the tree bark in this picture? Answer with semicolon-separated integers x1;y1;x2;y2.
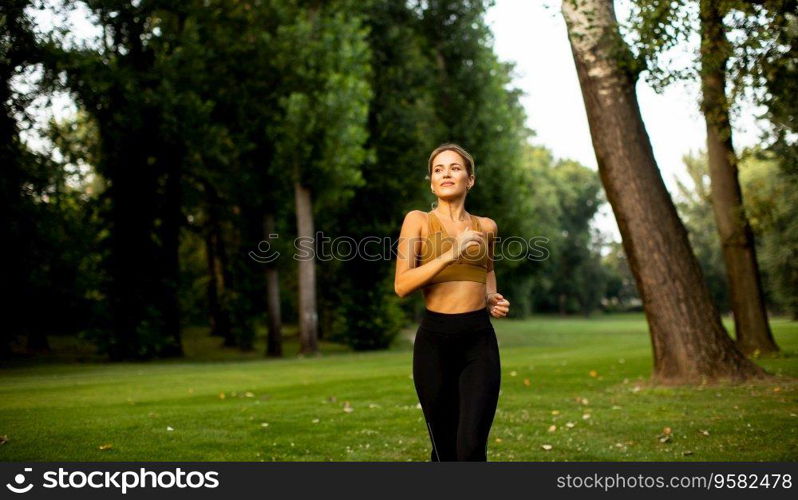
294;180;319;354
561;0;769;384
699;0;778;355
263;212;284;357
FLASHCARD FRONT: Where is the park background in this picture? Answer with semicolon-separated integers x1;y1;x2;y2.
1;0;797;461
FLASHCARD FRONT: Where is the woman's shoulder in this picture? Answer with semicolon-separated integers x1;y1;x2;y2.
403;209;429;221
473;214;498;235
400;210;429;230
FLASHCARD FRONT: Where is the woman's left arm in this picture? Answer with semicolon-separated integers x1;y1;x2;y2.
483;217;510;318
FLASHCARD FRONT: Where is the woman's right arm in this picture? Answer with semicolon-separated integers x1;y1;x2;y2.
394;210;457;298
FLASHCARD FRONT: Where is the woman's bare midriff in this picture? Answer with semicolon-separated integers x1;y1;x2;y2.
422;281;487;313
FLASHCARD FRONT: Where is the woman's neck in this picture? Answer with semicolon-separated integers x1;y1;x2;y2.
434;198;468;221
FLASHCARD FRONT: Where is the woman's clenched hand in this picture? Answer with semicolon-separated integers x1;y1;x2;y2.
487;293;510;318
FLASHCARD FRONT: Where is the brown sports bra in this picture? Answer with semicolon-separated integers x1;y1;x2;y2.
420;210;489;285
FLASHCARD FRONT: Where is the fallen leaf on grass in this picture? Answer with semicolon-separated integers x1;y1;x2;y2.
523;378;531;387
495;438;502;443
166;426;174;432
655;426;673;443
98;443;112;451
510;371;517;377
589;370;598;378
0;435;8;445
551;410;560;416
683;450;693;456
343;401;354;413
261;422;269;428
698;429;710;436
582;413;591;420
219;392;226;400
541;444;553;451
565;422;575;428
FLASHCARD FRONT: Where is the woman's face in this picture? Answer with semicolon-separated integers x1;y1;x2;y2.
430;150;473;197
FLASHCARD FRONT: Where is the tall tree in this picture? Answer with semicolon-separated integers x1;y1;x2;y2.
629;0;784;353
271;0;372;354
187;0;286;353
318;0;438;350
561;0;768;384
698;0;777;354
42;1;230;358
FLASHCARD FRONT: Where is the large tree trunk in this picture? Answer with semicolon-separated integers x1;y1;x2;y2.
699;0;778;355
100;15;159;361
106;133;152;360
294;180;319;355
263;212;283;357
561;0;768;384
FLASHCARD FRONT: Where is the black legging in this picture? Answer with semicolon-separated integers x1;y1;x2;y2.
413;307;501;461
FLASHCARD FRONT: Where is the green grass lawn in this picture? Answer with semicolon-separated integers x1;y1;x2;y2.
1;313;796;462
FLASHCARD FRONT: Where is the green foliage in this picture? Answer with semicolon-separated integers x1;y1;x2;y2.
624;0;698;91
673;148;798;317
739;149;798;318
748;1;798;173
329;275;404;351
601;241;641;312
316;0;440;349
522;145;608;315
270;0;373;211
672;151;731;312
